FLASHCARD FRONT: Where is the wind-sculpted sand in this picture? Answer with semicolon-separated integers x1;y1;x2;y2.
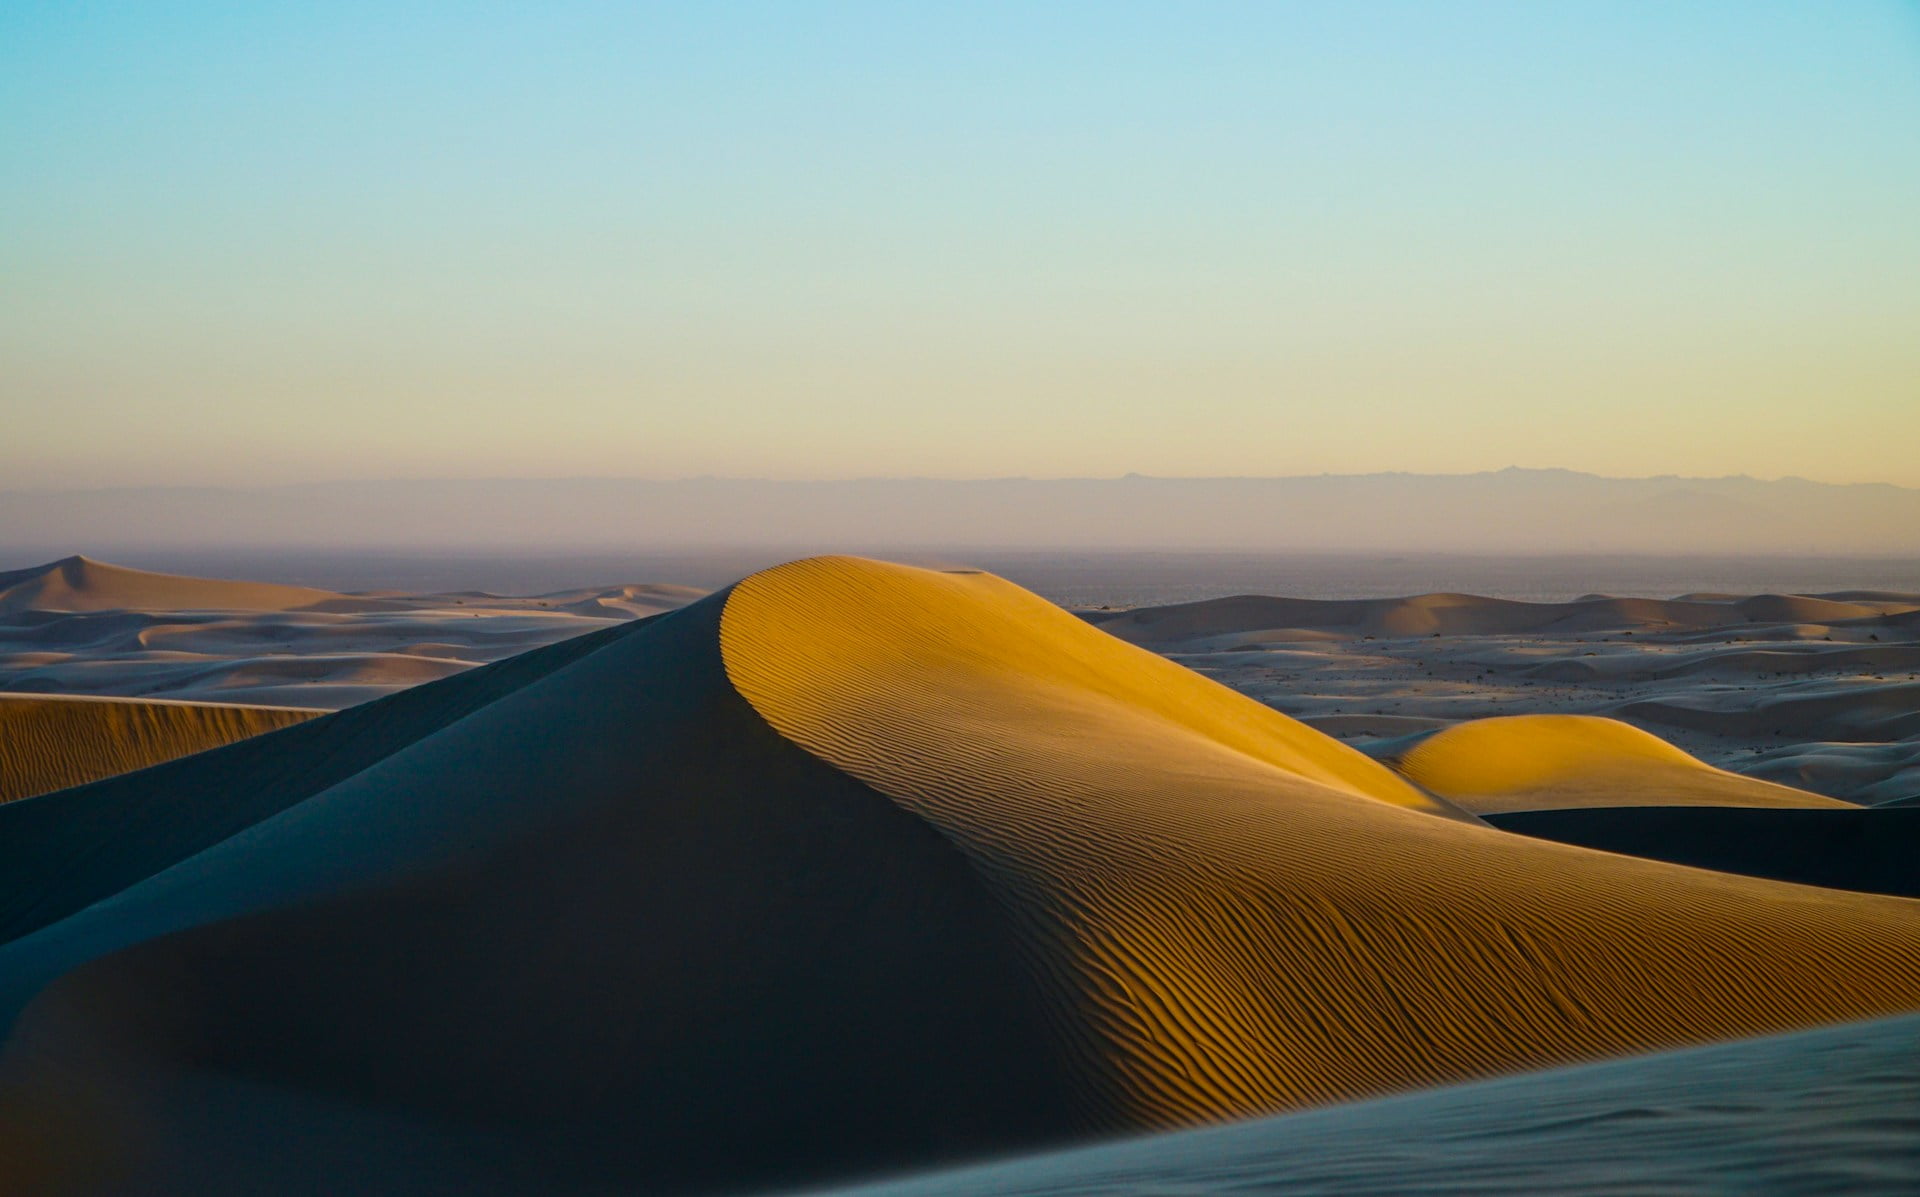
0;694;315;803
824;1010;1920;1197
721;559;1920;1131
0;556;1917;1195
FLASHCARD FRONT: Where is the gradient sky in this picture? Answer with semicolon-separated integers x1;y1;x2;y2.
4;1;1918;489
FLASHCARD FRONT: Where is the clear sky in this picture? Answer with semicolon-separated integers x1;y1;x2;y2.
4;1;1917;489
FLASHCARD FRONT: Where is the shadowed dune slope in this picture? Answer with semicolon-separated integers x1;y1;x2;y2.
0;694;315;803
0;594;1080;1195
722;557;1920;1130
0;617;644;947
1392;714;1850;814
0;557;337;613
1490;805;1920;898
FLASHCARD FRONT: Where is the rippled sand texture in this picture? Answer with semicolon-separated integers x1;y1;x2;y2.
829;1009;1920;1197
0;695;315;802
722;558;1920;1128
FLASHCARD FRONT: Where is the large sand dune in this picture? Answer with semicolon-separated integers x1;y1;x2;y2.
1;557;1917;1194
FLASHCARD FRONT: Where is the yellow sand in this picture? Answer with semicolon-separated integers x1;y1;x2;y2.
721;557;1920;1129
1395;714;1853;814
0;693;315;802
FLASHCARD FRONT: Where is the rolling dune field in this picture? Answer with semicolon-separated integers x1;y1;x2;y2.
0;554;1916;1194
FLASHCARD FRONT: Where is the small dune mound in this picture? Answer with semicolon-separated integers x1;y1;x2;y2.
1736;594;1901;624
0;693;316;802
0;556;337;613
1394;714;1850;814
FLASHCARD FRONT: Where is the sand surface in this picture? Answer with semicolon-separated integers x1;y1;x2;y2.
1091;586;1920;806
1393;713;1851;813
821;1009;1920;1196
0;694;315;803
0;555;701;709
1;555;1916;1194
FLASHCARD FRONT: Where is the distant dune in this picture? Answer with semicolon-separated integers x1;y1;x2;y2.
1090;588;1920;648
1393;714;1850;813
4;557;1916;1194
0;555;338;613
0;694;315;803
0;555;701;709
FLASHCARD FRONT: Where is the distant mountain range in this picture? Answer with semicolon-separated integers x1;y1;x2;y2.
3;469;1917;554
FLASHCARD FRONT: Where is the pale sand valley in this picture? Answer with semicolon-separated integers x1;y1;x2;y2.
0;553;1915;1194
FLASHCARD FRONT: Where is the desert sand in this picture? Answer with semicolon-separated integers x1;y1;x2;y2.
1393;713;1852;813
1092;586;1920;805
0;694;315;803
0;555;1916;1195
826;1008;1920;1195
0;555;700;709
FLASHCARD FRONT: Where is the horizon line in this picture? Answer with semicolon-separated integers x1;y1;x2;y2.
6;466;1917;496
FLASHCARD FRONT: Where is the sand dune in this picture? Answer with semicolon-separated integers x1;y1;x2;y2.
1623;680;1920;743
721;560;1920;1132
1392;714;1848;814
1092;587;1920;648
826;1010;1920;1197
0;556;338;614
2;557;1918;1194
0;694;316;804
0;556;701;709
1745;739;1920;806
1118;585;1920;806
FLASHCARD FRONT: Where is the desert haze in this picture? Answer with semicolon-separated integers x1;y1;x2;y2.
7;469;1920;555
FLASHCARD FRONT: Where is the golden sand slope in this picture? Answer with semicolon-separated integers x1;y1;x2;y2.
1393;714;1851;815
0;693;315;803
722;557;1920;1128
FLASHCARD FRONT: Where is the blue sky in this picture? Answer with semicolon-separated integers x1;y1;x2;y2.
4;2;1917;487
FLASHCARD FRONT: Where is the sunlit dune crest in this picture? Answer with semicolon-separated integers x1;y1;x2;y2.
1394;713;1851;813
722;558;1920;1128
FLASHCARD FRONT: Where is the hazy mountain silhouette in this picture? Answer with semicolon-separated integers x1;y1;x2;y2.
3;469;1916;554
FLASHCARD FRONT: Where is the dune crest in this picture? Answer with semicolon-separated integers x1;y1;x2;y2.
723;557;1920;1128
1394;714;1850;814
